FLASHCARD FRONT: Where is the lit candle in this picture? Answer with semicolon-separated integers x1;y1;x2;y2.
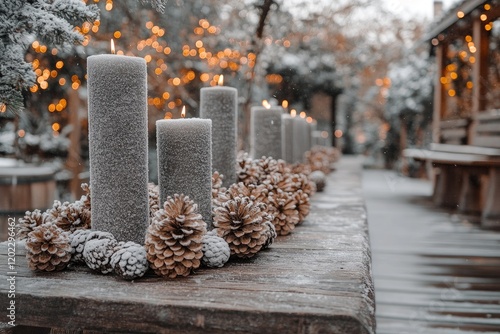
293;111;309;163
281;110;295;163
250;101;283;159
87;40;149;244
156;107;213;227
306;117;317;150
199;75;238;187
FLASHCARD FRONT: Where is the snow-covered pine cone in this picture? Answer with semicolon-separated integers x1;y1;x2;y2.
47;200;91;233
211;171;227;200
263;172;295;194
236;153;261;185
110;241;148;280
289;163;312;176
309;170;326;192
25;223;72;272
267;190;300;236
69;229;93;263
83;231;118;274
148;183;160;219
214;182;270;208
294;189;311;223
262;218;277;249
145;194;206;278
17;209;49;240
201;232;230;268
291;173;316;197
81;183;91;209
213;196;271;258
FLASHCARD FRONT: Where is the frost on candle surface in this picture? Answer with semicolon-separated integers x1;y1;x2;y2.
156;119;213;227
87;55;149;245
200;86;237;187
250;106;283;160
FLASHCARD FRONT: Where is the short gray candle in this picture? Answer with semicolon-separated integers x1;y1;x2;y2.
293;117;309;163
281;114;294;163
156;118;213;227
87;54;149;244
250;106;283;159
200;84;237;187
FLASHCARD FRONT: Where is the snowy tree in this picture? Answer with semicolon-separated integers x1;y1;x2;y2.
0;0;99;114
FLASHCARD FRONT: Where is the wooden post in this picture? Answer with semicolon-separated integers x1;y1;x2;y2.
469;17;489;144
432;42;448;144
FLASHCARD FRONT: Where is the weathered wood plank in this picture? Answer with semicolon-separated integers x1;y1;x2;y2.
0;157;374;334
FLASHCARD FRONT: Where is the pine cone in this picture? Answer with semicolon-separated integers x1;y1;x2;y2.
290;163;312;176
17;209;49;240
309;170;326;192
145;194;206;278
294;189;311;223
305;150;330;174
81;183;91;210
110;241;148;280
70;229;93;263
47;200;91;233
267;190;299;236
83;231;118;274
212;171;227;200
256;156;279;178
215;182;270;207
236;153;261;185
263;172;295;194
201;232;230;268
262;219;277;249
148;183;160;219
291;173;316;197
25;223;72;272
213;196;271;258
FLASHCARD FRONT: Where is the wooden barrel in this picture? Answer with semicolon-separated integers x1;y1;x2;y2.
0;165;56;241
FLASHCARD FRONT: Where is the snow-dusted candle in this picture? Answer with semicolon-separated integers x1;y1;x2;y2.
200;76;237;187
293;114;309;163
156;113;212;227
281;114;294;163
307;118;317;151
87;53;149;244
250;102;283;159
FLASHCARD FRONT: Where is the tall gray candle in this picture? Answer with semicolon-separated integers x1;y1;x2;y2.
250;103;283;159
200;77;237;187
293;115;309;163
87;53;149;244
306;118;317;151
156;114;213;227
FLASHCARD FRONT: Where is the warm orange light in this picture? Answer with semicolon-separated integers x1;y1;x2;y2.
457;11;464;18
299;111;306;118
111;39;115;54
52;123;61;131
181;105;186;118
334;130;343;138
262;100;271;109
18;129;25;138
306;117;313;123
0;103;6;113
218;74;224;86
290;109;297;117
282;100;288;108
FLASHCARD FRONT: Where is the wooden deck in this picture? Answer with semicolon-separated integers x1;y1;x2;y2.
364;169;500;334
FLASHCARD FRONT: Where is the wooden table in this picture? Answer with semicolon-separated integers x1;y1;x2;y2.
0;156;375;334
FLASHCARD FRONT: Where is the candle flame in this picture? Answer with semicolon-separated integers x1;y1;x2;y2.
290;109;297;117
262;100;271;109
299;111;306;119
181;105;186;118
281;100;288;108
111;39;116;54
218;75;224;86
306;116;313;123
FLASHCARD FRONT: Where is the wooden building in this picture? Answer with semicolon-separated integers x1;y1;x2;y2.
428;0;500;144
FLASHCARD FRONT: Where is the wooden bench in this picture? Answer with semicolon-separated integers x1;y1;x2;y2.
403;110;500;228
0;157;375;334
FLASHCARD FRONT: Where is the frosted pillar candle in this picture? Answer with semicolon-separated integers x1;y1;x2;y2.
200;86;237;187
87;55;149;244
281;114;294;163
156;119;213;227
308;120;317;150
250;106;283;159
293;117;309;163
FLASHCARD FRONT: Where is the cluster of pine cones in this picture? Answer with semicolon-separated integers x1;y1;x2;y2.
19;147;338;280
